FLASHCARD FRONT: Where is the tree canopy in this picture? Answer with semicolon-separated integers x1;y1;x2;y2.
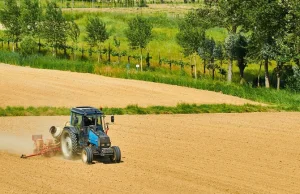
177;0;300;88
125;15;152;53
0;0;22;51
42;2;68;56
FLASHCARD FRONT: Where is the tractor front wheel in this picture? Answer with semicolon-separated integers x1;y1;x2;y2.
82;147;93;164
110;146;121;163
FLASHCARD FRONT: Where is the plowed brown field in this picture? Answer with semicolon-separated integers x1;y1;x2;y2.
0;64;260;108
1;113;300;194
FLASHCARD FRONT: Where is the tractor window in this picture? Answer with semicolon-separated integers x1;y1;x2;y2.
83;116;93;126
96;116;102;126
72;113;82;128
83;115;102;126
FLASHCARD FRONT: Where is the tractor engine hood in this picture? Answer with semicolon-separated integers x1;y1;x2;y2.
97;131;110;142
96;131;111;147
88;127;111;147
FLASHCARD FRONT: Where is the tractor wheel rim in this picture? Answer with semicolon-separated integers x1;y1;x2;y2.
62;135;72;157
82;150;87;163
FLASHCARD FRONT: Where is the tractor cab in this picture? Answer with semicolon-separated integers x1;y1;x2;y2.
70;106;114;133
71;106;103;128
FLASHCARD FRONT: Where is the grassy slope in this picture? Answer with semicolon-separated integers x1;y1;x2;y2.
0;50;299;110
63;9;276;83
0;2;276;81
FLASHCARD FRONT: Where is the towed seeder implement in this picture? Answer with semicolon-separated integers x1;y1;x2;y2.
20;134;61;159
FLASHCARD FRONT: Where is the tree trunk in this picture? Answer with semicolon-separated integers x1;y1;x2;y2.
64;46;67;58
277;73;280;91
52;46;55;56
264;58;270;88
296;36;300;66
98;45;101;63
227;58;233;82
89;46;92;60
55;42;58;56
191;65;194;78
108;43;111;62
239;67;245;84
72;42;77;60
203;60;206;74
194;54;197;79
232;25;237;34
239;67;245;79
118;47;121;64
146;52;150;68
257;61;262;87
81;47;84;59
296;58;300;67
238;58;246;84
140;48;143;72
38;38;41;53
158;52;161;66
211;58;215;80
169;62;172;71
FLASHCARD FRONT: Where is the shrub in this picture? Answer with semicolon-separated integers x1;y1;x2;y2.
286;66;300;92
20;36;37;56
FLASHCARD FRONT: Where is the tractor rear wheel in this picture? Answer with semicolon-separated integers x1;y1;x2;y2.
82;147;93;164
110;146;121;163
61;129;78;159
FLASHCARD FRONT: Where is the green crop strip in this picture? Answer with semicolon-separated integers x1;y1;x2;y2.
0;104;298;117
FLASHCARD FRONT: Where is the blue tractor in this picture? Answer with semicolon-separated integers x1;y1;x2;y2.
50;106;121;164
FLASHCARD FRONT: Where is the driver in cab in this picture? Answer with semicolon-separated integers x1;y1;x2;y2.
83;116;93;126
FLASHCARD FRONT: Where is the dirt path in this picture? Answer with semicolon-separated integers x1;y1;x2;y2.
0;64;261;108
1;113;300;193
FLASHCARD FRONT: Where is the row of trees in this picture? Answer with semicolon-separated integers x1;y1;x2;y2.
0;0;70;54
177;0;300;90
0;0;154;68
53;0;208;8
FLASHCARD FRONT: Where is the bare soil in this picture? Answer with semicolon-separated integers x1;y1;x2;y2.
0;64;260;108
1;113;300;194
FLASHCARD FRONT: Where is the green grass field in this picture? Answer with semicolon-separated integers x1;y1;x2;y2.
61;6;277;83
0;1;275;82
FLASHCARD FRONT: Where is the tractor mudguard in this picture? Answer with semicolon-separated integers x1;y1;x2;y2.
63;126;78;134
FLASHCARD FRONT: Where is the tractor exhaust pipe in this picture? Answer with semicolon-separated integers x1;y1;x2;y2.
49;126;63;140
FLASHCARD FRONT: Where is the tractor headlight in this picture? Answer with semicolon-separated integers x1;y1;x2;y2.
101;143;105;147
107;143;110;147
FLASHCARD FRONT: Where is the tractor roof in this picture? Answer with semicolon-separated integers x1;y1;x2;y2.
71;106;103;116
